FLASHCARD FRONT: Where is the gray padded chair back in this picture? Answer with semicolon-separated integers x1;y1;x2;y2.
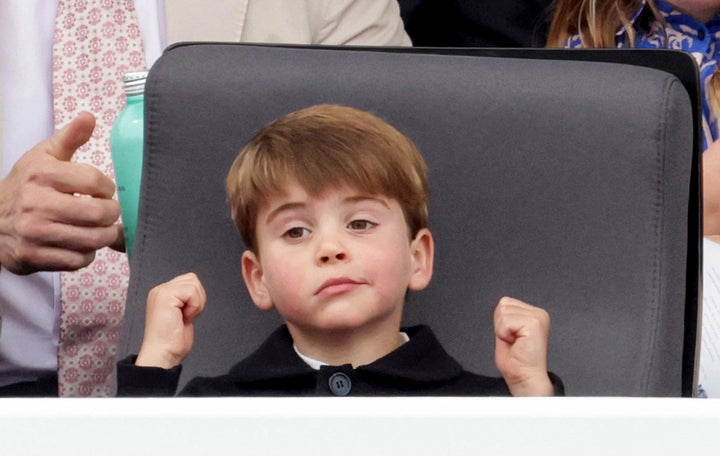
118;44;699;396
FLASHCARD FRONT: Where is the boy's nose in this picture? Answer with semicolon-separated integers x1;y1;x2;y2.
317;234;349;264
320;251;347;263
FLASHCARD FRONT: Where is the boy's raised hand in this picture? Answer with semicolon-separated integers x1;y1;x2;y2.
493;297;555;396
136;273;207;369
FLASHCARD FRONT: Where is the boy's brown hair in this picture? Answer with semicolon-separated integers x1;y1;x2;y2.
226;104;429;252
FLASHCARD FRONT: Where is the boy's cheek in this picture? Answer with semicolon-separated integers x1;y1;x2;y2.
263;265;307;301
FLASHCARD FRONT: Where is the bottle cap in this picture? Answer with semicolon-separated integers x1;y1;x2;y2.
123;71;148;96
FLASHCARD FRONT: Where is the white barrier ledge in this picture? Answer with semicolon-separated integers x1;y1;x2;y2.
1;397;718;455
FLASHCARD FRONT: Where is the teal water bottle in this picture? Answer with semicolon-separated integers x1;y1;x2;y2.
110;71;147;260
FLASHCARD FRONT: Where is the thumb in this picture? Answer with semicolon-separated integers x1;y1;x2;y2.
47;111;96;161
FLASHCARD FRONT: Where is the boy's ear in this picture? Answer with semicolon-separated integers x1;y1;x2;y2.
241;250;275;311
407;228;434;291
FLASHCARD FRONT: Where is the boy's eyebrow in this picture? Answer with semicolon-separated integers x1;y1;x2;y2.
264;202;306;226
344;195;390;209
264;195;390;225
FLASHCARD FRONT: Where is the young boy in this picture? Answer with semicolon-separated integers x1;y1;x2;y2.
117;104;562;396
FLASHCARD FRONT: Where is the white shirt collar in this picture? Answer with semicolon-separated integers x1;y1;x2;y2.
293;332;410;370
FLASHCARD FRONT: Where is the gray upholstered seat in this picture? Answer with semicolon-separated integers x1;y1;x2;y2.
118;44;700;396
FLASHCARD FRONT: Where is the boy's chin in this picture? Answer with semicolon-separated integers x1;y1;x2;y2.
294;316;402;338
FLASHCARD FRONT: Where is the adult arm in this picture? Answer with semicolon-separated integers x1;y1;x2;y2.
312;0;411;46
703;139;720;236
240;0;411;46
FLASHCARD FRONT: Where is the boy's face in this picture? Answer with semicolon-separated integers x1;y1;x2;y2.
241;181;433;337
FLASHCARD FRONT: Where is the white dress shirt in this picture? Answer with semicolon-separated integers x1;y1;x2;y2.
0;0;166;387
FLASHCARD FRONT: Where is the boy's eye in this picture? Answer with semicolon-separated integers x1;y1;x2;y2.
347;219;376;231
284;227;311;239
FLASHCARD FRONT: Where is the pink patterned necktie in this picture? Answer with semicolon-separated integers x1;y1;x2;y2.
53;0;146;397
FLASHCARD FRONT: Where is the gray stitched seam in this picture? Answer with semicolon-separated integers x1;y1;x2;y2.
645;75;674;395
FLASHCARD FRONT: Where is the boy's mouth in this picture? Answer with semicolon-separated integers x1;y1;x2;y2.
315;277;361;297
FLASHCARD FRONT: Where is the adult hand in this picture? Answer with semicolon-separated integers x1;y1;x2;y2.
0;112;122;274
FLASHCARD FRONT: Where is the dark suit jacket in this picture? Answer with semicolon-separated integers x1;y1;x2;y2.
398;0;554;47
118;325;564;397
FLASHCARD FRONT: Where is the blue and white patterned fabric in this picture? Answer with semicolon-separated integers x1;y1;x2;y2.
566;0;720;150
